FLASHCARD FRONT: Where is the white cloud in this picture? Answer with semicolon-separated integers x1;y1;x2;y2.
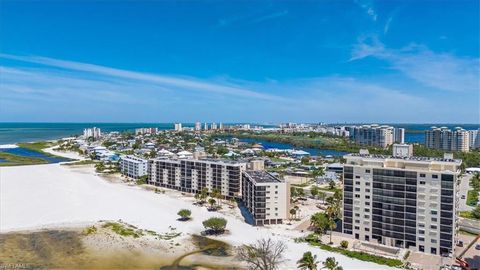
349;38;480;93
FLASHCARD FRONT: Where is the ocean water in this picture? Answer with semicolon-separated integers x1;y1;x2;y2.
0;123;478;145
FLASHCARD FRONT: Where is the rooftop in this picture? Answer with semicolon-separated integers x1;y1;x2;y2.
244;170;282;183
345;153;462;164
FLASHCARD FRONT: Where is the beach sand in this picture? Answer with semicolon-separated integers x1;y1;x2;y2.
0;163;396;269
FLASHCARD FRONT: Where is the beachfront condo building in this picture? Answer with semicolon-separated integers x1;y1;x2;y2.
349;125;404;148
135;127;158;135
242;170;290;226
174;123;183;131
468;129;480;150
195;122;201;131
425;127;470;152
120;155;148;179
147;158;246;198
342;148;461;256
83;127;102;140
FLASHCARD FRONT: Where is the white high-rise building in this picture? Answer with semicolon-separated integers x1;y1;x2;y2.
211;122;217;130
242;170;290;226
174;123;182;131
194;122;201;131
469;129;480;149
83;127;102;140
343;149;461;256
425;127;470;152
394;128;405;144
120;155;148;179
204;122;208;130
351;124;395;148
219;123;224;130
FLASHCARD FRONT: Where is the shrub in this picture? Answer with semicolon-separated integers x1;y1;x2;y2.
202;217;227;234
177;209;192;221
340;240;348;249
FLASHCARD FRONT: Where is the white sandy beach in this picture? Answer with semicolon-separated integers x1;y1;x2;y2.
0;163;395;270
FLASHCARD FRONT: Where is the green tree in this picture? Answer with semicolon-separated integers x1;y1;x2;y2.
323;257;343;270
340;240;349;249
328;180;336;190
297;251;319;270
310;186;319;199
200;187;209;203
202;217;227;234
310;212;329;234
177;209;192;221
318;192;327;204
290;208;297;220
208;198;217;209
472;205;480;219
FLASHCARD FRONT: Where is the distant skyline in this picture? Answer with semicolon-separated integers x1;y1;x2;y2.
0;1;479;124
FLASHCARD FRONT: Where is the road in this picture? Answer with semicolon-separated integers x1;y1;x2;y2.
458;174;474;212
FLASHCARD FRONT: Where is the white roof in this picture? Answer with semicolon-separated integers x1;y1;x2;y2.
177;150;193;155
292;150;310;155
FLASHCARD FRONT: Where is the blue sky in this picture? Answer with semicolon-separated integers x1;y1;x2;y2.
0;0;478;123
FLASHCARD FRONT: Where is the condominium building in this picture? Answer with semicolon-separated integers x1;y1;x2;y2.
342;150;461;256
194;122;201;131
242;170;289;226
174;123;183;131
120;155;148;179
147;158;246;198
350;125;404;148
135;127;158;135
394;128;405;144
425;127;470;152
211;123;217;130
468;129;480;150
83;127;102;140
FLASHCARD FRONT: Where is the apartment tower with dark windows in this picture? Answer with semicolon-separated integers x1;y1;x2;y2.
342;148;461;256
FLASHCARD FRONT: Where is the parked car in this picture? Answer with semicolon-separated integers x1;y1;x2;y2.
461;195;466;199
475;244;480;250
457;241;464;247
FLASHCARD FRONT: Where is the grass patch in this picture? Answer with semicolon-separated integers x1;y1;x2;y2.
101;222;144;238
83;225;97;235
466;190;479;206
62;160;97;166
301;234;403;268
17;141;54;152
0;152;48;166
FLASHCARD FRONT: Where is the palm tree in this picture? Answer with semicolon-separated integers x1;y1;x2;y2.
290;208;297;220
322;257;342;270
297;251;319;270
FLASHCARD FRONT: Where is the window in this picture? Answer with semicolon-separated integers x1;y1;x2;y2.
431;239;437;243
365;228;370;231
355;176;360;179
366;169;371;173
420;181;426;185
355;181;361;185
355;194;360;198
355;188;361;191
431;210;438;215
355;220;360;223
420;173;426;177
419;237;425;242
365;202;370;206
432;217;437;222
364;215;370;218
355;213;360;217
365;209;370;212
366;182;370;186
419;230;425;235
419;223;425;228
365;195;370;199
275;191;278;194
432;175;438;179
355;226;360;230
431;225;437;229
366;189;371;192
